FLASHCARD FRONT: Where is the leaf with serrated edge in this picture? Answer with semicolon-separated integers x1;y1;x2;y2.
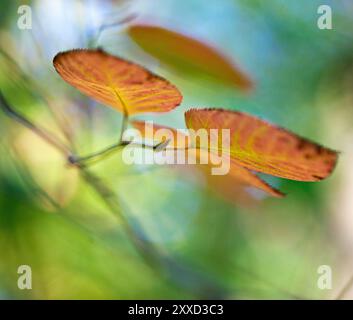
53;49;182;115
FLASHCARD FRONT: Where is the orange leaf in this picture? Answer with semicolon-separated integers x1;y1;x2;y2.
53;49;182;115
225;159;284;198
188;148;284;198
185;108;338;181
128;25;253;90
131;121;283;198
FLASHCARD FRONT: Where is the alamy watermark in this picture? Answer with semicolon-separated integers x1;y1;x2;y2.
17;265;32;290
121;122;231;175
16;4;332;32
14;263;334;292
17;5;32;30
317;265;332;290
317;5;332;30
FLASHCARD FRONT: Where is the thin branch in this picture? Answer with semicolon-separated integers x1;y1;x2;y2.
9;147;61;210
69;139;169;165
0;49;74;147
0;89;170;167
0;91;72;158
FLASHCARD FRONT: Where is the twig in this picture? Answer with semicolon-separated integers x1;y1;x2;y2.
0;91;72;158
68;139;169;165
0;49;74;147
0;90;169;167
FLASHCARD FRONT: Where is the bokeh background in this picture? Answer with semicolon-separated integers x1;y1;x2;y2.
1;0;353;299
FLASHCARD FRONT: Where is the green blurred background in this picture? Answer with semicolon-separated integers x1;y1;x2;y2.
1;0;353;299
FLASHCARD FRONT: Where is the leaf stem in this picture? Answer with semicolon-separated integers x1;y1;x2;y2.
119;112;128;142
68;139;169;165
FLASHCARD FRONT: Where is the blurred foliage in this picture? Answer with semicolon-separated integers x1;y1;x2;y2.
0;0;353;299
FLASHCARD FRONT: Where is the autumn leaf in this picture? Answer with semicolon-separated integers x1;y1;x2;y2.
131;120;284;198
53;49;182;115
185;108;338;182
188;148;284;198
128;25;253;90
